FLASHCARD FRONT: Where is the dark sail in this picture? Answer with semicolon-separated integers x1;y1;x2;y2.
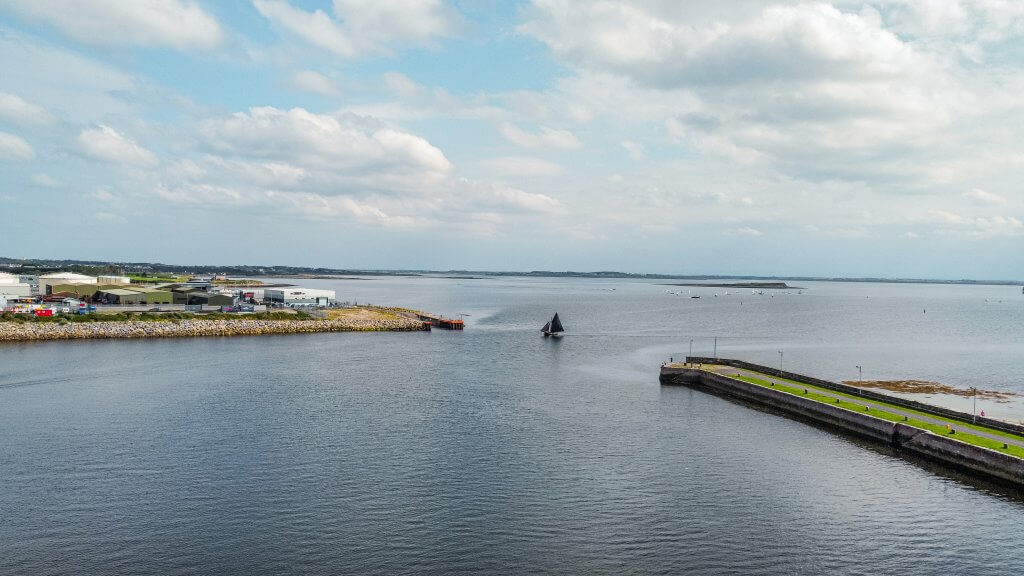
541;321;551;333
549;313;564;333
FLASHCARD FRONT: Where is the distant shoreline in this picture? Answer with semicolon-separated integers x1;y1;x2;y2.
662;282;801;290
2;257;1023;286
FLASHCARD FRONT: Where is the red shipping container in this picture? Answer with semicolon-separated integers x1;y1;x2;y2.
34;309;53;317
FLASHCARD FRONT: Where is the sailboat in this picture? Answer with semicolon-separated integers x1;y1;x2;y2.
542;312;565;337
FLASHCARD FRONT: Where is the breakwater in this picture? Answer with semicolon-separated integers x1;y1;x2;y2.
661;361;1024;488
0;316;427;342
685;356;1024;436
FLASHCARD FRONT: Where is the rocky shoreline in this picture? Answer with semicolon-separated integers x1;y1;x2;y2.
0;316;427;342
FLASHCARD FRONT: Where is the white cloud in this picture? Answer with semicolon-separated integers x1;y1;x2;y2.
0;31;136;123
0;0;223;51
620;140;645;160
31;173;61;187
499;122;581;149
91;188;115;202
253;0;355;57
253;0;461;57
926;208;1024;237
340;73;504;122
77;125;158;168
200;106;451;185
964;188;1007;206
454;178;560;214
884;0;1024;46
479;156;565;177
383;72;424;98
0;92;55;125
928;209;963;224
0;131;34;160
735;226;762;236
150;105;561;232
518;1;970;180
291;70;340;96
520;2;930;88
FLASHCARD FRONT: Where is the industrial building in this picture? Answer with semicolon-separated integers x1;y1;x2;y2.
168;285;205;304
184;292;233;306
47;283;119;300
97;275;131;285
96;289;146;305
264;288;335;307
96;287;172;305
39;272;97;295
238;288;265;302
124;287;173;304
0;272;32;297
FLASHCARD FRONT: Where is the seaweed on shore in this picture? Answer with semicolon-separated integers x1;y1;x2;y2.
843;379;1018;403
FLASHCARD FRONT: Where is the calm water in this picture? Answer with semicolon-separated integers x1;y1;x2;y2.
2;277;1023;575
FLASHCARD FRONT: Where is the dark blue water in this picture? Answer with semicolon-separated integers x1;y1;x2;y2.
2;277;1023;575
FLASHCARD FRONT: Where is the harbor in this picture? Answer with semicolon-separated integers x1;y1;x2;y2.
0;271;465;341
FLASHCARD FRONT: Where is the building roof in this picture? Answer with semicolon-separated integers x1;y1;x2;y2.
191;292;231;299
125;286;168;294
99;289;144;296
51;282;100;289
40;272;96;281
0;272;19;283
165;284;206;292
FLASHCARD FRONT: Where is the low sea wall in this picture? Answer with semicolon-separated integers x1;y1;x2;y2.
0;317;427;341
661;365;1024;488
685;356;1024;437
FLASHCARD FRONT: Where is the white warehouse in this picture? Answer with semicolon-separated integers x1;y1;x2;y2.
39;272;97;295
0;272;31;297
264;287;335;307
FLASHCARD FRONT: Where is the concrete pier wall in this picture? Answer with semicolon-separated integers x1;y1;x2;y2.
661;365;1024;487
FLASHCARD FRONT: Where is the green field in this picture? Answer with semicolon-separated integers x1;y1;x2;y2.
127;274;187;284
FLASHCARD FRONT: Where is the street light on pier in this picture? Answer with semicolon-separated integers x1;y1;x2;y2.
856;365;862;383
972;387;978;423
778;350;783;373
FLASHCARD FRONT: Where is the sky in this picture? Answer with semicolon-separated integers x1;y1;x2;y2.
1;0;1023;279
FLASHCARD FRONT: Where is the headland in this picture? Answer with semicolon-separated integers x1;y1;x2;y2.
662;281;798;289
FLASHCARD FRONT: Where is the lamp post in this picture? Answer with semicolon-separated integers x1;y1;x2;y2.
972;387;977;423
713;336;717;358
856;365;862;383
778;350;783;373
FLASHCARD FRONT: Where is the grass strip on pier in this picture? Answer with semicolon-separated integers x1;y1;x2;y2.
729;374;1024;459
754;372;1024;442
